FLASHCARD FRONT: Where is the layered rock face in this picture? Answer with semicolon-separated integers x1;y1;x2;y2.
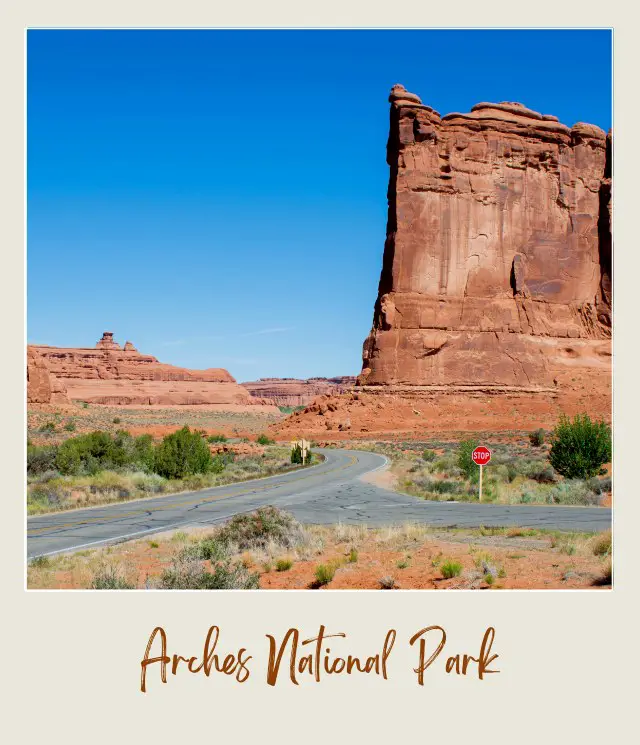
29;333;274;408
242;377;356;406
27;348;70;404
361;85;612;389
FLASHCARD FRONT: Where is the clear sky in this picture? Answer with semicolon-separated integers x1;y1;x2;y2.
27;29;612;382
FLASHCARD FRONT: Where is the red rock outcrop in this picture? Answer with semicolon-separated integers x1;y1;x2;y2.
28;333;276;408
241;377;356;406
27;348;69;404
360;85;612;390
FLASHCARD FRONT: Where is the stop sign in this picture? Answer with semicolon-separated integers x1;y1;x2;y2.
472;446;491;465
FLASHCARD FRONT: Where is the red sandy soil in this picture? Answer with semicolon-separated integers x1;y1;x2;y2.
272;368;611;441
27;526;611;590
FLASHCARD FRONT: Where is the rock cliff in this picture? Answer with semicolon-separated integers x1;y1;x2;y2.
27;348;69;404
241;377;356;406
360;85;612;389
28;333;274;408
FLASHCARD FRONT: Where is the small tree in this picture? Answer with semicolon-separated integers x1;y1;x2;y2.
304;448;313;465
256;434;275;445
457;439;479;479
154;426;212;479
549;414;611;479
291;444;303;464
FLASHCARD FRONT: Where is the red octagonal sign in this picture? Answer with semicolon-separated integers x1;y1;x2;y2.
472;446;491;465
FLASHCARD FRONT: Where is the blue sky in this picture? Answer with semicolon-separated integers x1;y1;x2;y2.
27;29;612;382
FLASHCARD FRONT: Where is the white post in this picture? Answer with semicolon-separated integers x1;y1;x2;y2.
479;464;483;502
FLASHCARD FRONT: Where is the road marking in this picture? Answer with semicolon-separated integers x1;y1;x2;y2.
27;453;360;538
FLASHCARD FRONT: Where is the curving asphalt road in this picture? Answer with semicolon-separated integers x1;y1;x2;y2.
27;448;612;558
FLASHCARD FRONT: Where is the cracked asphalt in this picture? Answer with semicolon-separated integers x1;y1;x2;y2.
27;448;612;559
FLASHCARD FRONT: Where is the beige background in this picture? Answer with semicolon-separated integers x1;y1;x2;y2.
3;2;638;742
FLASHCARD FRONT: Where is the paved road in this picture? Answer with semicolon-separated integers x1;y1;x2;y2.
27;448;611;558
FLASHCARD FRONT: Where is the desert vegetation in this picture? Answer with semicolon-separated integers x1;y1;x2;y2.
347;414;611;507
27;428;315;515
27;506;612;590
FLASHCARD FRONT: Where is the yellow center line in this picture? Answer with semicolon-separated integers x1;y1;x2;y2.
27;455;358;537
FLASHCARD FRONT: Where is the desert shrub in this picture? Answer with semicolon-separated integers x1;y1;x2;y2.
216;506;306;550
179;537;228;563
379;576;397;589
440;560;463;579
592;530;612;557
586;476;612;494
348;547;358;563
54;430;155;476
549;414;611;479
207;434;227;443
39;421;56;433
275;558;293;572
28;485;61;510
522;461;556;483
130;472;166;493
304;448;313;465
91;566;135;589
484;573;494;586
529;428;546;447
153;426;212;479
314;560;340;586
112;417;121;424
457;439;479;479
422;449;437;462
291;444;303;464
29;555;51;568
256;434;275;445
159;557;259;590
63;421;76;432
546;480;601;506
27;445;58;476
593;561;612;586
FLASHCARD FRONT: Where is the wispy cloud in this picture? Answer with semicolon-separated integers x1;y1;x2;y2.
160;327;294;346
237;326;295;338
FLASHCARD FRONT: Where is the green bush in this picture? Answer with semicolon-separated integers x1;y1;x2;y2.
422;449;437;462
549;414;612;479
275;558;293;572
153;426;212;479
40;421;56;433
55;430;156;476
529;428;545;447
207;433;227;443
113;417;121;424
440;560;463;579
256;434;275;445
27;445;59;476
63;421;76;432
457;439;479;479
291;444;303;464
304;448;313;465
314;561;339;586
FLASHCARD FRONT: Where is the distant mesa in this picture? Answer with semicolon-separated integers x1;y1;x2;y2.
27;332;276;409
242;377;356;407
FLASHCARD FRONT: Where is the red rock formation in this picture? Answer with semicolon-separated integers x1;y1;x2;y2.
29;333;275;408
241;377;356;406
27;348;69;404
360;85;612;389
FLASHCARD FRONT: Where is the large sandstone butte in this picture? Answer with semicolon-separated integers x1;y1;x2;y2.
360;85;612;390
28;332;275;408
241;377;356;407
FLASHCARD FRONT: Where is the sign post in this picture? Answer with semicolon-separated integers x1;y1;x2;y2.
471;446;492;502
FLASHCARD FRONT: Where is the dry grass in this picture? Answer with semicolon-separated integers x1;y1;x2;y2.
27;511;613;591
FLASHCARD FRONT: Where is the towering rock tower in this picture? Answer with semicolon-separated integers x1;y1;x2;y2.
361;85;612;389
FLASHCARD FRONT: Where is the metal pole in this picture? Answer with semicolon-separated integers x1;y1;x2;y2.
479;463;483;502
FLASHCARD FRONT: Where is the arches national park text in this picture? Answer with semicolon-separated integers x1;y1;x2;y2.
139;625;499;691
